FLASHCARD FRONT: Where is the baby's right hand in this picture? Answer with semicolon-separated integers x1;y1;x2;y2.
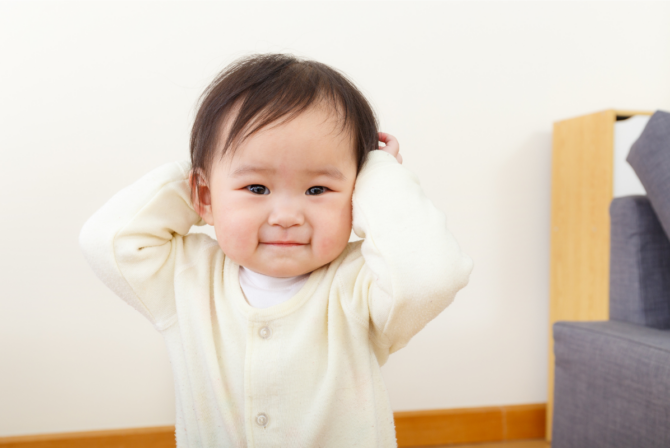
378;132;402;164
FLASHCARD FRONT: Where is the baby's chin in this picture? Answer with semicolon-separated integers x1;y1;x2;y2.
219;244;307;277
238;255;332;278
226;241;350;278
246;260;320;278
225;251;307;277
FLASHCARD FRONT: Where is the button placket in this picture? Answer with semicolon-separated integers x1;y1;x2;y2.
250;322;274;433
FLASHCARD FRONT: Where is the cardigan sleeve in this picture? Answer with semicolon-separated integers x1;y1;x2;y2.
351;150;474;356
78;159;213;330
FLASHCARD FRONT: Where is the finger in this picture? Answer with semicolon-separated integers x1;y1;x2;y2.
378;132;397;146
397;153;403;164
378;132;400;156
378;131;389;143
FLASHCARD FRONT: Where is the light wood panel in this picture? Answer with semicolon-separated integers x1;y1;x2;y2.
546;109;652;440
548;109;615;440
0;404;546;448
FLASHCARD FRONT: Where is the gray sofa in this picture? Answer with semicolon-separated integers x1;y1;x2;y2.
552;111;670;447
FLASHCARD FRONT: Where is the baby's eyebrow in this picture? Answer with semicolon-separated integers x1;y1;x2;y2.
306;167;346;180
232;165;274;176
232;165;346;180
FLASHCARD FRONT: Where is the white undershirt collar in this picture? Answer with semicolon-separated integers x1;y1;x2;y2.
238;266;310;309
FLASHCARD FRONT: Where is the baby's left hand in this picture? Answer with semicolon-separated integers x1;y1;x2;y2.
378;132;402;164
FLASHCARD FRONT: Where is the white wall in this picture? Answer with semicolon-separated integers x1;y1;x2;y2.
2;0;670;437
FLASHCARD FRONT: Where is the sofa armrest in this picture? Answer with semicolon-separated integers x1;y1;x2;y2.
609;195;670;329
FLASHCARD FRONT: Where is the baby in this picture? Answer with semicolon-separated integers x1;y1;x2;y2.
79;54;474;447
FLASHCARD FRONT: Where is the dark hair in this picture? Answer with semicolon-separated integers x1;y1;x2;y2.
189;53;379;209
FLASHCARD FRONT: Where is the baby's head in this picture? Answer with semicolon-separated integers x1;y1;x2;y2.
189;54;378;278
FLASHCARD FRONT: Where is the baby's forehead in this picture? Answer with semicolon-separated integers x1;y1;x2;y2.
220;107;356;167
222;99;351;140
227;142;354;177
229;160;349;181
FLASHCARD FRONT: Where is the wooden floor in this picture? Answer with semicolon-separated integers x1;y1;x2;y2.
431;440;550;448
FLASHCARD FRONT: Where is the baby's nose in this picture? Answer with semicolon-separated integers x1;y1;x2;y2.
268;201;305;228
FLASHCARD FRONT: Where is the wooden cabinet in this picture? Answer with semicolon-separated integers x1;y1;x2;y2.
547;109;652;440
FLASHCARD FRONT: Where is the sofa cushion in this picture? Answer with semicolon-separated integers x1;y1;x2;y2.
627;110;670;239
609;196;670;329
553;320;670;448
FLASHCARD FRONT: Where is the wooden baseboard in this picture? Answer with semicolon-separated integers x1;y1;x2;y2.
394;403;546;447
0;403;546;448
0;426;175;448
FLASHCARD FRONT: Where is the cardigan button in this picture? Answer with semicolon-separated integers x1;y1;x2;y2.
259;326;272;339
256;413;269;427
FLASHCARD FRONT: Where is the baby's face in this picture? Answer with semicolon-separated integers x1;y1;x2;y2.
198;105;358;277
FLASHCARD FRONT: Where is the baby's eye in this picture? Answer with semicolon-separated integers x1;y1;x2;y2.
306;186;328;196
247;185;270;195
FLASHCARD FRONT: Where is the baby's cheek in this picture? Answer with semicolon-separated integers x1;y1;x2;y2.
313;220;351;261
217;215;257;255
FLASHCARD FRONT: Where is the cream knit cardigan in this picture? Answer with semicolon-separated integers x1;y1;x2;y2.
79;150;474;447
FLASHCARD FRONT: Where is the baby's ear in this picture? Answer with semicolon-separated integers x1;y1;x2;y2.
189;170;213;224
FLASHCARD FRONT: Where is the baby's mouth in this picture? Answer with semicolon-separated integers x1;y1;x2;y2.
261;241;306;247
